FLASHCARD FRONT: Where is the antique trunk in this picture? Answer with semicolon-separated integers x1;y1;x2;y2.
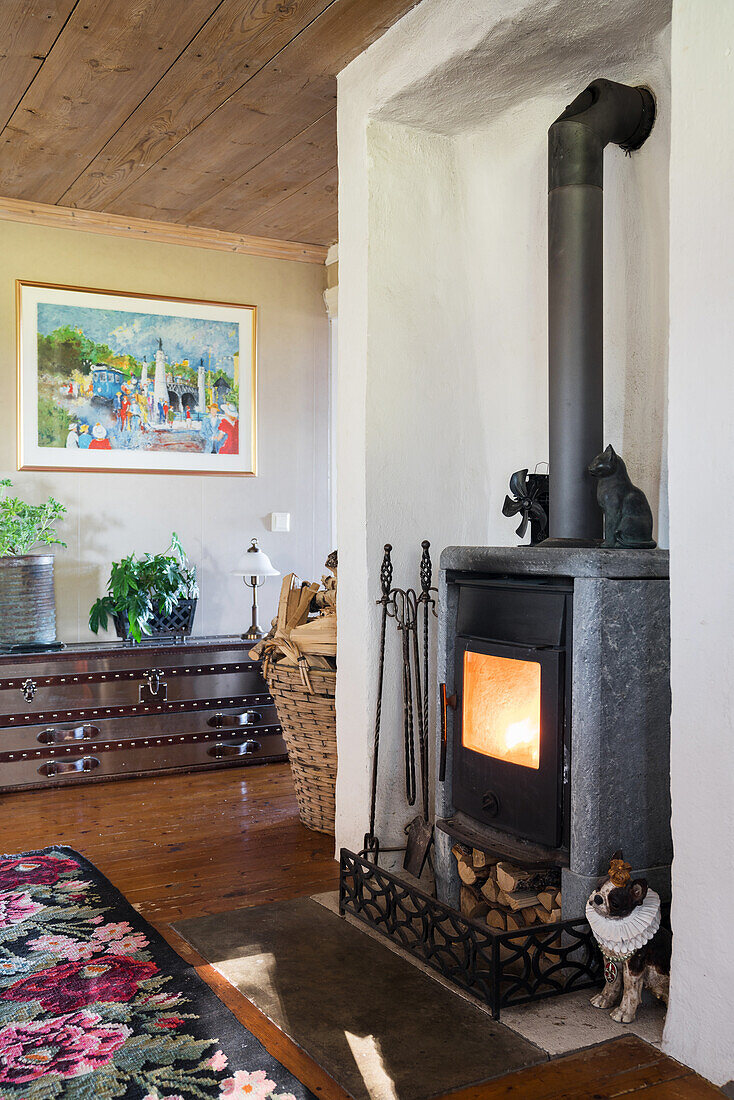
0;636;286;790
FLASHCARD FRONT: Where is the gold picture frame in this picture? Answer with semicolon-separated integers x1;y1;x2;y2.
17;280;257;476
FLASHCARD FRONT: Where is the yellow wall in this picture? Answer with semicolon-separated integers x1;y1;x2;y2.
0;219;329;641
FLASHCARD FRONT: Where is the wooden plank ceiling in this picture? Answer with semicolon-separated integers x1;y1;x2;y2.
0;0;421;247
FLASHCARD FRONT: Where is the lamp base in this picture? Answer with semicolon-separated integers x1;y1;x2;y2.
242;626;265;641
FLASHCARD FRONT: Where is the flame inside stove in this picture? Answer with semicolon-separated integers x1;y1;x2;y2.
462;650;541;770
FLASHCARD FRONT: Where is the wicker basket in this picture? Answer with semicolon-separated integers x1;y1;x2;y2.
265;658;337;835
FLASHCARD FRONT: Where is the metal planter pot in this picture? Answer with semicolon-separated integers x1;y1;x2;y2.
0;555;57;646
112;597;197;644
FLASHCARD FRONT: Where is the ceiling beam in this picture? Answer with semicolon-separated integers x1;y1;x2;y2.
0;195;328;263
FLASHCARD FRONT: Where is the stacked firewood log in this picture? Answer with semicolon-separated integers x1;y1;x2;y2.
452;844;562;929
250;551;337;669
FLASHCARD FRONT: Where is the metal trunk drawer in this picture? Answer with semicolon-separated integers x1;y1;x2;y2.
0;637;287;791
0;647;264;721
2;730;288;790
0;703;279;755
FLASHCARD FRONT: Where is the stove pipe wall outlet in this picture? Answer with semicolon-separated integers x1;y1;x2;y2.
548;79;655;543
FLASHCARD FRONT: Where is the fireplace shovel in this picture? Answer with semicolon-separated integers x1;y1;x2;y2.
404;815;433;877
404;541;435;878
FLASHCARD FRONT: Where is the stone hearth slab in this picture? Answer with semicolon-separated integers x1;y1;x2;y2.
501;989;665;1056
174;898;544;1100
314;890;665;1059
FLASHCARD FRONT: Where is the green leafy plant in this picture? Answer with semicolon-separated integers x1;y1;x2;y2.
0;479;67;556
89;533;199;643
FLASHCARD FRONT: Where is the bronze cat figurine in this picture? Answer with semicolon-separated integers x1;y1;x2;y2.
588;445;656;549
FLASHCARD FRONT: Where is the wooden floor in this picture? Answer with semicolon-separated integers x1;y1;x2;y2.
0;763;722;1099
0;761;339;927
436;1036;724;1099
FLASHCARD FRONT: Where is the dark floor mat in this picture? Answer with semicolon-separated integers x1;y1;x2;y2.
174;897;544;1100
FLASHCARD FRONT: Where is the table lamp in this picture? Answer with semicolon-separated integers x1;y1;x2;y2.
234;538;280;640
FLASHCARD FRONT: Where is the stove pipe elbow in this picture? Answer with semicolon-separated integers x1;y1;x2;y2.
547;79;655;543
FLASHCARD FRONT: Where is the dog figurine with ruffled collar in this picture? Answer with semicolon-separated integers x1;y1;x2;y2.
587;853;671;1023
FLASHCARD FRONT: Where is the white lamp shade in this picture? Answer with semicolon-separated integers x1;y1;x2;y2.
233;541;280;578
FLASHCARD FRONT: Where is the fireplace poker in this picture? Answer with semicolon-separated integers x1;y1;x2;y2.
362;544;393;862
393;587;418;809
419;540;434;816
404;541;436;878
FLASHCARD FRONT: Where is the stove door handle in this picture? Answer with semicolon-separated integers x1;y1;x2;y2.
439;683;456;782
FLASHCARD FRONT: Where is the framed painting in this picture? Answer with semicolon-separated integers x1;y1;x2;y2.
16;281;257;475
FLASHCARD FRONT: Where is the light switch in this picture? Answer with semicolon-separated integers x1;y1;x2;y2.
270;512;291;532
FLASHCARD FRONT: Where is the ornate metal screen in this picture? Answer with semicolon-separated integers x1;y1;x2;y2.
339;848;601;1018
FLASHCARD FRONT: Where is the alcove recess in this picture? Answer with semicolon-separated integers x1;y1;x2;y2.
452;844;561;931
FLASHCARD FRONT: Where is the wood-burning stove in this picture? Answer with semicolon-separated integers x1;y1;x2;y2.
451;574;572;851
436;546;671;919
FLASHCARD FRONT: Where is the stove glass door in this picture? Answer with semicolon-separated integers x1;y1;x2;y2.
454;636;565;848
462;650;540;770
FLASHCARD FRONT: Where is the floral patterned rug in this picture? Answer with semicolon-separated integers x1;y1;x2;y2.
0;847;315;1099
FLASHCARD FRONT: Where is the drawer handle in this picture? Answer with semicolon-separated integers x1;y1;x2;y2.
37;724;100;745
207;740;260;759
139;669;167;703
207;711;261;729
38;756;100;778
21;679;37;703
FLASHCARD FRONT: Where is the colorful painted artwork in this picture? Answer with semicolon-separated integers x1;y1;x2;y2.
17;282;257;475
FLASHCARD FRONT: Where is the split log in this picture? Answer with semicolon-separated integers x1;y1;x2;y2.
537;907;562;924
460;885;489;921
480;877;499;904
290;609;336;656
505;912;526;932
485;908;507;931
521;907;541;927
537;889;558;912
472;849;494;872
496;862;561;895
452;845;478;886
505;889;540;911
287;582;320;633
276;574;298;633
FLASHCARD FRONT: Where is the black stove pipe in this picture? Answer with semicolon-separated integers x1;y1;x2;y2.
547;79;655;543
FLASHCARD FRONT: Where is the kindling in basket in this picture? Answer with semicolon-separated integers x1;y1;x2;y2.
251;558;337;835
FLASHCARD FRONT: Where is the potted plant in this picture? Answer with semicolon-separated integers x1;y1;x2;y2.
0;479;67;648
89;533;199;644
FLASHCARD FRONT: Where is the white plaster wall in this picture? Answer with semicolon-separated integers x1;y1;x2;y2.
458;55;670;537
337;118;476;854
663;0;734;1087
0;220;330;641
336;0;671;858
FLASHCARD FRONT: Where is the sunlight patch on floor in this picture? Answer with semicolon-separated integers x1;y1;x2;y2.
344;1029;399;1100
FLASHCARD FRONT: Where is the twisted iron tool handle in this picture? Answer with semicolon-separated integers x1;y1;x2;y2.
366;544;393;853
380;543;394;600
419;539;432;600
419;540;431;814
